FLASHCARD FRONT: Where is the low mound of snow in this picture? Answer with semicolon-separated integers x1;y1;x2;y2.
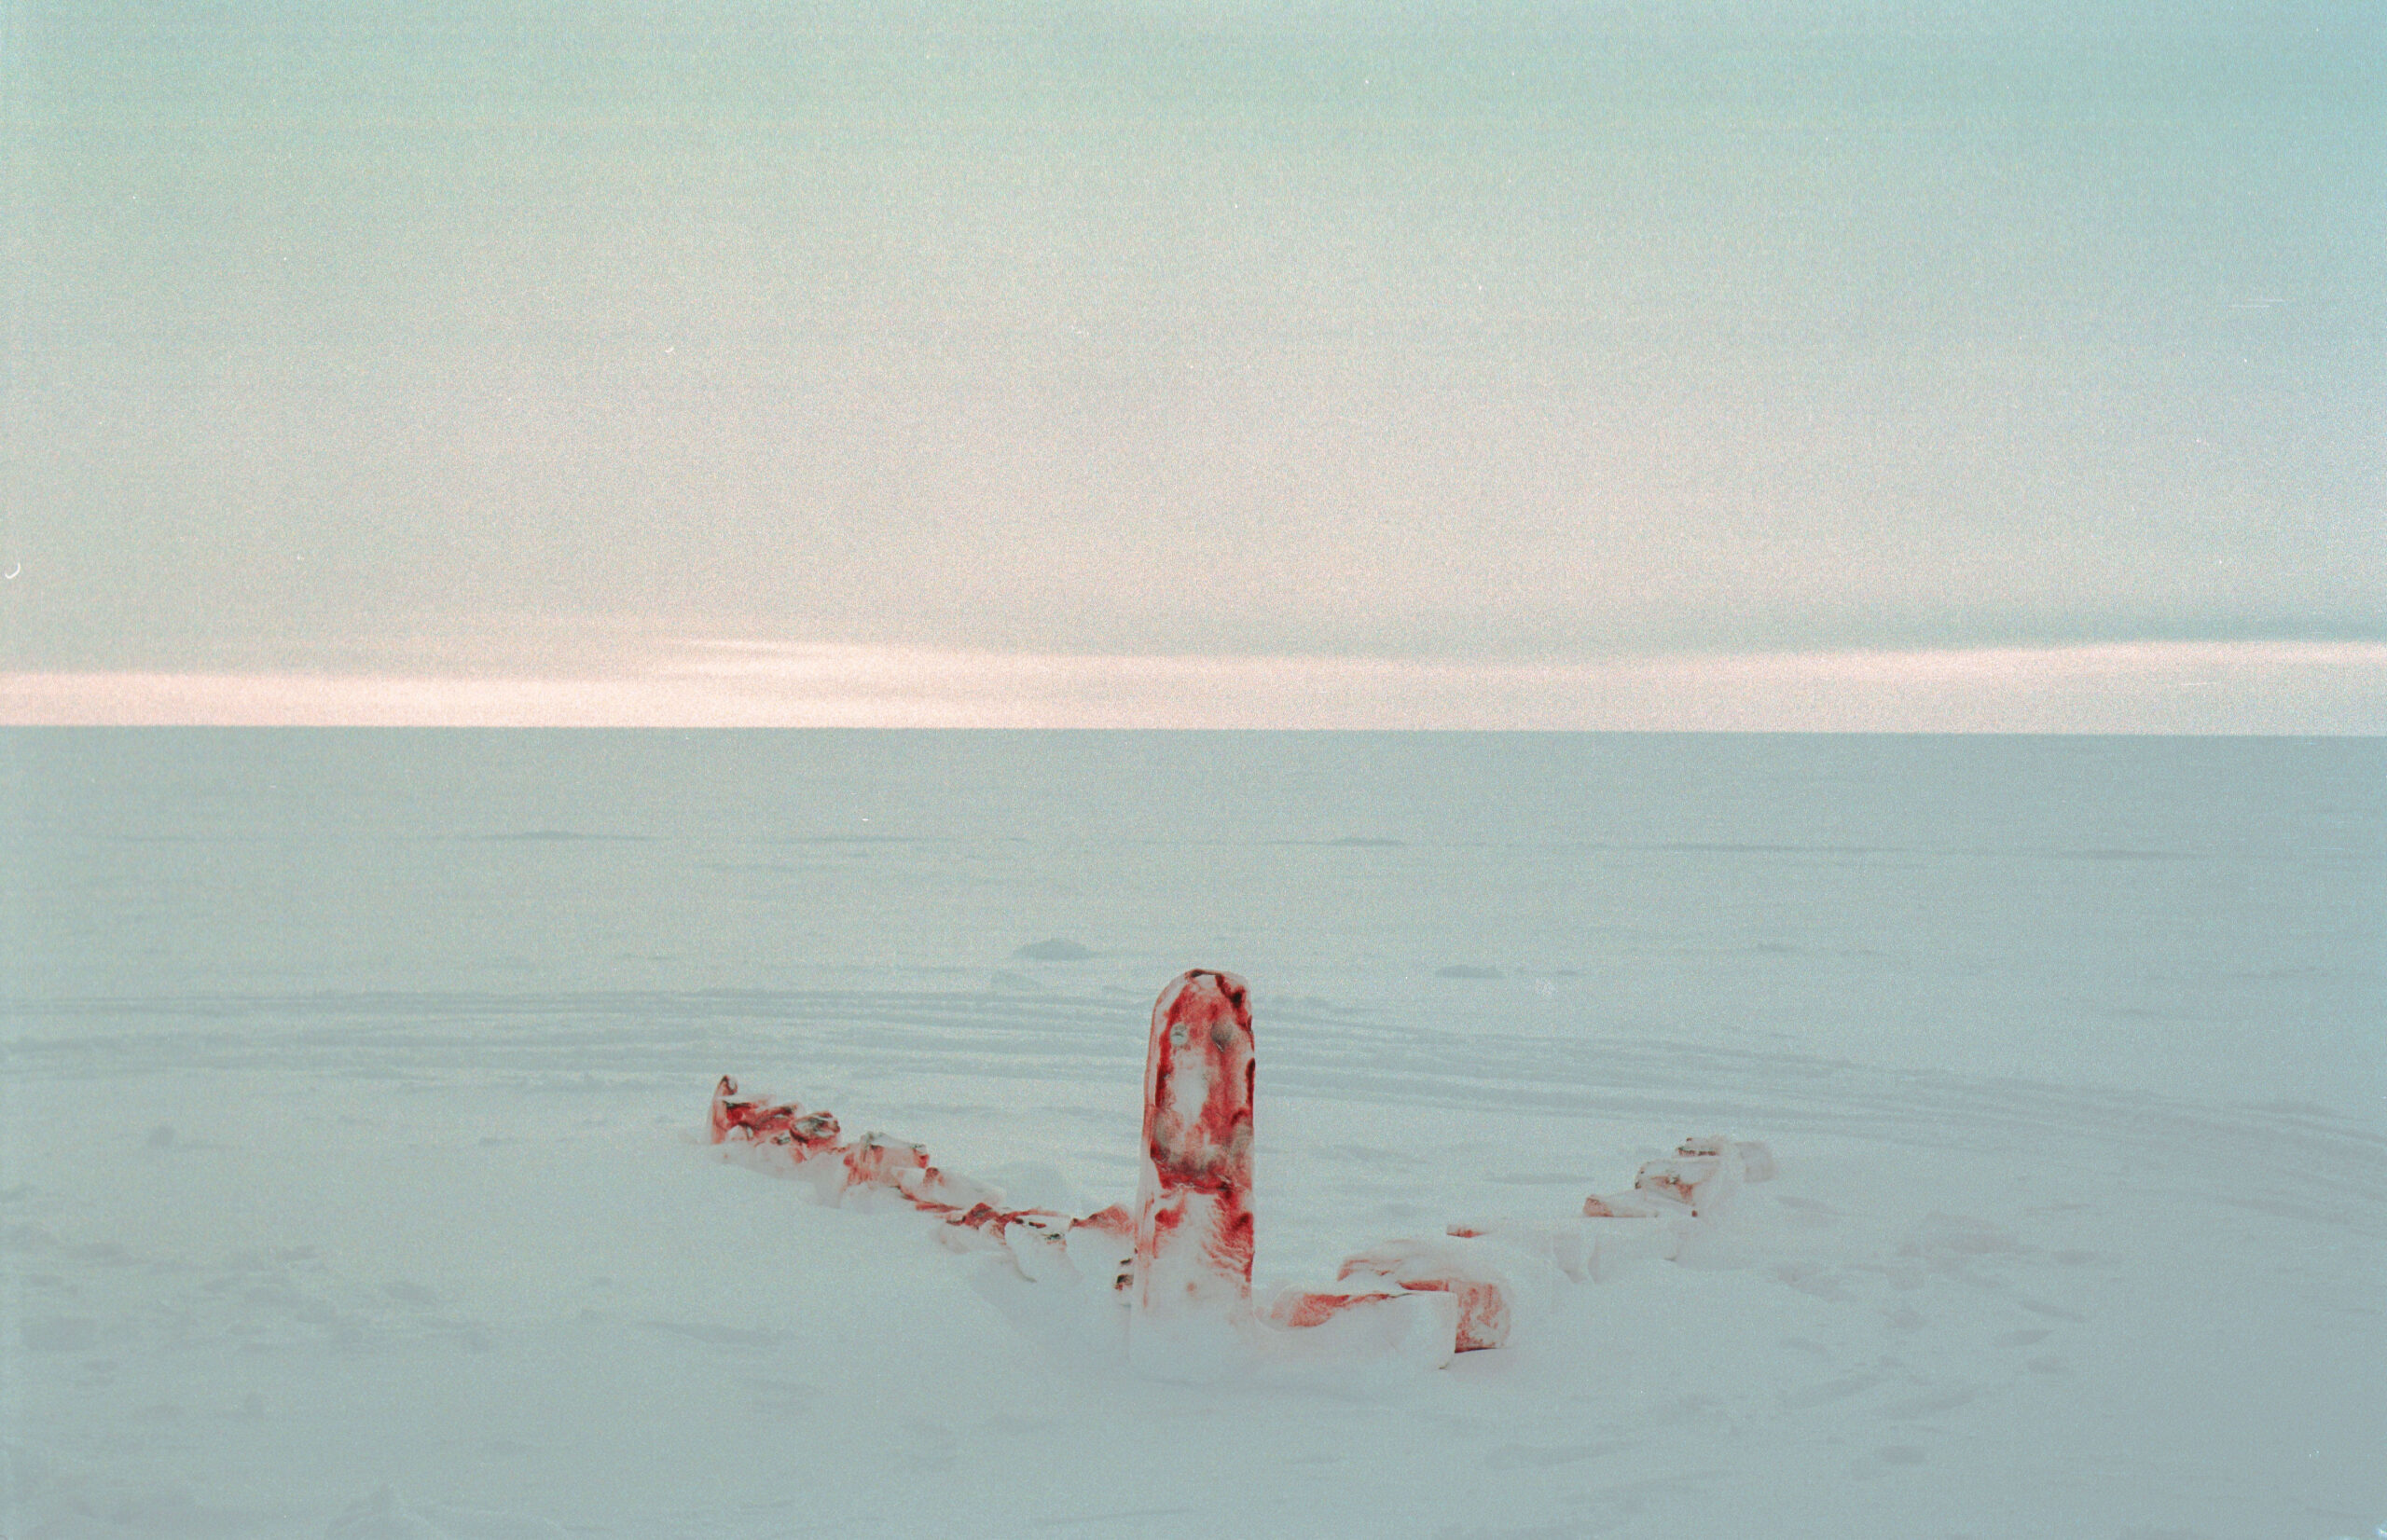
1013;938;1096;961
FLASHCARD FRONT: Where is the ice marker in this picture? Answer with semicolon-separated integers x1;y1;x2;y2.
1132;969;1258;1333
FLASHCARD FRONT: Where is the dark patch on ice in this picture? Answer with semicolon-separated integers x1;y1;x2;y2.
1645;841;1909;857
990;970;1047;993
1013;938;1096;961
1436;964;1503;980
1881;1386;1979;1418
145;1122;176;1148
1262;836;1407;847
1774;1263;1854;1301
746;1376;824;1418
1994;1328;2050;1348
1782;1372;1882;1409
1877;1445;1927;1465
1658;841;1837;854
22;1315;99;1352
637;1319;782;1349
442;1325;494;1354
904;1418;960;1472
469;829;658;843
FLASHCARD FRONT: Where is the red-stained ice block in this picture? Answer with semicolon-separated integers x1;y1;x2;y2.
1336;1238;1514;1352
1133;969;1257;1324
709;1076;785;1143
1263;1288;1405;1330
1584;1136;1774;1219
842;1134;932;1192
709;1076;841;1156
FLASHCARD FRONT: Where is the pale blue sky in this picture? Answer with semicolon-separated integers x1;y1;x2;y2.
7;2;2381;708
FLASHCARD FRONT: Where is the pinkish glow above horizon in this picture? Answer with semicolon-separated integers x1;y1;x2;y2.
7;641;2381;734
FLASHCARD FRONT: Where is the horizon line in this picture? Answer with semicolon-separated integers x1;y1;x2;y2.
5;639;2383;735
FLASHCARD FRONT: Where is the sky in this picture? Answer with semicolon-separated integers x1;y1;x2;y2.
5;1;2382;728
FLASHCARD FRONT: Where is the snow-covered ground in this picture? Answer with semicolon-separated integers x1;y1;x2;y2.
5;731;2381;1538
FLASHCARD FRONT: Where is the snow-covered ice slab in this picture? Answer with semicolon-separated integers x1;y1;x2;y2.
1582;1134;1776;1219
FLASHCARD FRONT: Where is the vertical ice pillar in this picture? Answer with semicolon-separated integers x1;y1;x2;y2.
1132;969;1257;1344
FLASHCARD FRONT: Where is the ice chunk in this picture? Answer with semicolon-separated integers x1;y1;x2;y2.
841;1134;932;1195
1002;1215;1079;1285
1066;1206;1135;1295
1263;1286;1405;1330
1131;970;1257;1330
1257;1286;1460;1373
1335;1237;1516;1352
707;1076;838;1157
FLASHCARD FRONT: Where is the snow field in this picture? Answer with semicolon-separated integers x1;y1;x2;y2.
7;987;2380;1539
7;731;2380;1537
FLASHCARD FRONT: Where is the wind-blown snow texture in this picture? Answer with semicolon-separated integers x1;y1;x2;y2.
4;731;2381;1539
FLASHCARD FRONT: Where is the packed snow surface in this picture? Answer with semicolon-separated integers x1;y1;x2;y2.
4;731;2381;1538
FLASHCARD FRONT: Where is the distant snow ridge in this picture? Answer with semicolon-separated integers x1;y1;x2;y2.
706;968;1771;1374
1012;937;1097;961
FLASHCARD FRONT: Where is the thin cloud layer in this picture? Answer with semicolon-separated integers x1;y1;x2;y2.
9;641;2381;733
